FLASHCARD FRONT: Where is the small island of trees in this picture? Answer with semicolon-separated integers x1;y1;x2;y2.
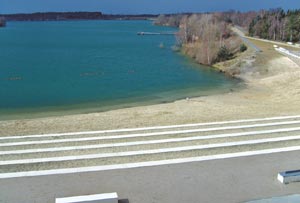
0;18;6;27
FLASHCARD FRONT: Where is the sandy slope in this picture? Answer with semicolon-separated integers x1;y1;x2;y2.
1;39;300;136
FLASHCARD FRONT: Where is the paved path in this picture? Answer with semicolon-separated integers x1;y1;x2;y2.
0;150;299;203
275;47;300;66
233;26;300;50
233;26;300;66
232;26;261;52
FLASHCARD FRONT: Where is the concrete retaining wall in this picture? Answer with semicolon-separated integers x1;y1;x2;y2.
55;193;118;203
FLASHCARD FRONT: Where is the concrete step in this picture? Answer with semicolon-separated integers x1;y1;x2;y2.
1;115;300;142
0;137;300;174
0;129;300;160
0;125;300;154
1;115;300;179
1;121;300;151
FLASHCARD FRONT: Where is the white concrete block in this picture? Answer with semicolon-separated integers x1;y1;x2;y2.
55;193;118;203
277;170;300;184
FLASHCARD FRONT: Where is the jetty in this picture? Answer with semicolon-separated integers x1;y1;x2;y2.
137;31;175;35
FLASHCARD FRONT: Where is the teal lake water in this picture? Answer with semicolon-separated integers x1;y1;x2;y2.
0;20;240;119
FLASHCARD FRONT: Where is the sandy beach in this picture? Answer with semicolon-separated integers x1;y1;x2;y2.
1;38;300;136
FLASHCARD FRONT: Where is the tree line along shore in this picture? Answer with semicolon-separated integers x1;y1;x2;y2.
0;12;157;21
154;9;300;75
2;9;300;75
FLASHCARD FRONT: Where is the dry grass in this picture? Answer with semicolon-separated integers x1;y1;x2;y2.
213;40;256;77
249;39;281;61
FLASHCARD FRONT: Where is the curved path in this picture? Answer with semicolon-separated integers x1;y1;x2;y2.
232;26;261;52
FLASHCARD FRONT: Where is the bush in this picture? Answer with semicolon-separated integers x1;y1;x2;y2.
216;46;233;62
240;44;247;52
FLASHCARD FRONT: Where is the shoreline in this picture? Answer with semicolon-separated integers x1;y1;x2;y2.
1;20;241;122
1;38;300;136
0;69;242;121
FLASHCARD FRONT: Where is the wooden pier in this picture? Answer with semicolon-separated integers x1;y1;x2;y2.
137;31;175;35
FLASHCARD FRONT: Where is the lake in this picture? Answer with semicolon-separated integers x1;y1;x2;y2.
0;20;240;119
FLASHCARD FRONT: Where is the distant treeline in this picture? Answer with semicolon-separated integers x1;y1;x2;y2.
155;9;300;43
249;9;300;42
0;12;157;21
154;11;257;28
154;8;300;67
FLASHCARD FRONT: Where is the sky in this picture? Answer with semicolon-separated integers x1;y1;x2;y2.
1;0;300;14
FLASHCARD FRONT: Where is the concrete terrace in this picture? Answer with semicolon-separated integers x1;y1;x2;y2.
0;115;300;202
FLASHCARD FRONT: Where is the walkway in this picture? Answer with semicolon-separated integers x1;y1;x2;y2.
233;26;300;51
232;26;261;52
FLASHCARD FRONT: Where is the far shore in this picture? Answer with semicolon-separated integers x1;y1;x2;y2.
1;38;300;136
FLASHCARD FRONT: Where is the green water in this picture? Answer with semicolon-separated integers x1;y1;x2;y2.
0;20;240;120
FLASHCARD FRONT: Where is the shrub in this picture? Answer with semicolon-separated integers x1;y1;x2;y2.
216;46;233;62
240;44;247;52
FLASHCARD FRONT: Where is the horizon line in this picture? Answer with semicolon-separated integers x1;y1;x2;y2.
0;7;291;16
